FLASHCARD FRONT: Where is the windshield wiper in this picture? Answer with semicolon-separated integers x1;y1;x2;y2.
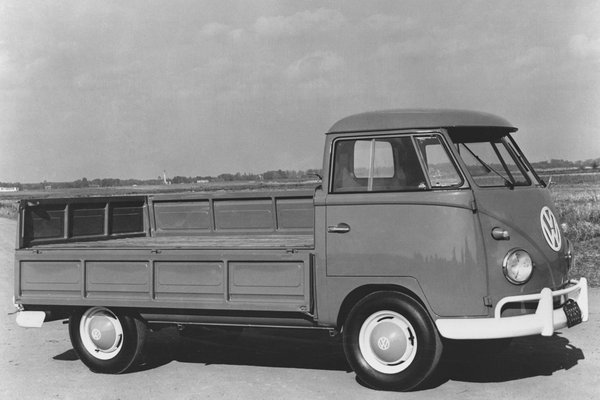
462;144;515;189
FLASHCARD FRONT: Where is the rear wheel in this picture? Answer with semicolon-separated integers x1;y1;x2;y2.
343;292;442;391
69;307;146;373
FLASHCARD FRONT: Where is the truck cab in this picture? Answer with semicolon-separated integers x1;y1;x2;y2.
13;109;588;392
314;109;587;389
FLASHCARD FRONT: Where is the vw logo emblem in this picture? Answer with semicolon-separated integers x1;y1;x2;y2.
540;206;561;252
377;336;390;351
91;328;102;341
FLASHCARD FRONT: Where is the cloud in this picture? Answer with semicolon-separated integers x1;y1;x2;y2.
254;8;345;37
73;61;143;91
198;22;246;42
364;14;417;32
512;46;553;69
229;28;245;42
0;48;16;85
200;22;231;37
285;51;344;81
374;39;433;59
569;34;600;60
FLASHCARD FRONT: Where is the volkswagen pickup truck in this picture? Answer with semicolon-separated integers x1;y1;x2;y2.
13;109;588;391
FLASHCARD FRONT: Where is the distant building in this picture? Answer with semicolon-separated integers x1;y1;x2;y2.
0;187;19;192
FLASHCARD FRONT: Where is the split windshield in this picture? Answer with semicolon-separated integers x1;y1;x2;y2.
450;129;539;188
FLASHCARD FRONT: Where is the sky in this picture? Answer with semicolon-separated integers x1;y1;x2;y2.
1;0;599;183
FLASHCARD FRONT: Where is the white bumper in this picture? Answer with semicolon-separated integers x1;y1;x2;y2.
435;278;589;339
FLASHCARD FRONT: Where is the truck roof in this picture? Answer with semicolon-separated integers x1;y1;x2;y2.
327;109;517;134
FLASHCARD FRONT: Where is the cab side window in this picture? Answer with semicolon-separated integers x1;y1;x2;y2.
331;137;427;193
415;136;463;188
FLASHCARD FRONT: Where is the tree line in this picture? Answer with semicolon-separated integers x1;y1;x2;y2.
1;169;323;190
531;158;599;170
4;157;599;190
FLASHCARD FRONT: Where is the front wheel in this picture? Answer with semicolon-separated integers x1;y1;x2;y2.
69;307;147;373
343;291;443;391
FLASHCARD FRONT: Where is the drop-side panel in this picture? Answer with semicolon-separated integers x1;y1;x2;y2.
20;197;148;248
155;261;224;302
276;198;314;231
229;261;306;303
154;201;212;233
86;261;150;299
19;261;81;298
15;249;313;313
149;192;315;237
214;199;274;231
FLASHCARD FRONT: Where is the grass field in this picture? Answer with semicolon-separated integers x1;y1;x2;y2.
550;183;600;286
1;179;598;286
0;199;17;219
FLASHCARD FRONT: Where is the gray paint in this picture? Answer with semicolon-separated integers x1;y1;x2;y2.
328;109;516;134
14;111;571;331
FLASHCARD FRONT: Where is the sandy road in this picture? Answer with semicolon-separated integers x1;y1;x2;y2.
0;217;598;400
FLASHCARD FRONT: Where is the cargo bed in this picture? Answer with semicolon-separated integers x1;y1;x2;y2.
15;190;316;315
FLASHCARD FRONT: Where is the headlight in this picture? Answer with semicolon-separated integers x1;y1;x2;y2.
502;249;533;285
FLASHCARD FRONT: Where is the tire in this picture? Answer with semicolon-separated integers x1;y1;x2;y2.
69;307;147;374
343;291;443;391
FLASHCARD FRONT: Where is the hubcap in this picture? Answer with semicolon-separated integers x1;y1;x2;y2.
359;310;417;374
88;316;118;351
370;320;408;363
79;307;124;360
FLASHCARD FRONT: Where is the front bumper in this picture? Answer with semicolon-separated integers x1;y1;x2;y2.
435;278;589;339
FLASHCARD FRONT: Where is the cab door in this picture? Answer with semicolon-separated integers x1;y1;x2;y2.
325;133;488;317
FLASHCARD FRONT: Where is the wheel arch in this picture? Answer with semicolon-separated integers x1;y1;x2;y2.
336;284;433;331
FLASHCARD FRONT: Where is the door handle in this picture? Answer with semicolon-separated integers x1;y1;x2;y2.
328;223;351;233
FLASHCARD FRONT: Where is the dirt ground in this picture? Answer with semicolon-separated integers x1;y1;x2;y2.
1;218;598;400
